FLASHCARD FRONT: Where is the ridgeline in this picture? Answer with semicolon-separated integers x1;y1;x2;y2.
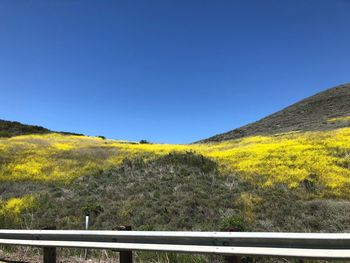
199;83;350;142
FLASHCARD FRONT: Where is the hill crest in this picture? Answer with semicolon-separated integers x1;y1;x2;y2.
0;119;50;137
199;83;350;143
0;119;84;138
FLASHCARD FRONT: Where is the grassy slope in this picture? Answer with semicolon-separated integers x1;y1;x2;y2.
0;119;50;137
199;83;350;142
1;122;350;261
2;152;350;232
1;126;350;195
0;119;85;138
0;125;349;221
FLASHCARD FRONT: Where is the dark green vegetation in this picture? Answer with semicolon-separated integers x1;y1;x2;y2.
200;83;350;142
1;152;350;262
0;119;50;137
0;119;84;138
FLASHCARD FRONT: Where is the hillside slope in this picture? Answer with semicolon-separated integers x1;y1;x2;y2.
0;119;50;137
200;83;350;143
1;128;350;196
0;119;84;137
1;84;350;262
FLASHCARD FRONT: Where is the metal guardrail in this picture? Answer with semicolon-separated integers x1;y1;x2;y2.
0;230;350;262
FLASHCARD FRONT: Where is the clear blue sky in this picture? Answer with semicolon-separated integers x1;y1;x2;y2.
0;0;349;143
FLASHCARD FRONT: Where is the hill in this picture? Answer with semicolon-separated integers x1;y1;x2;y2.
199;83;350;143
1;84;350;262
0;119;51;137
0;119;84;138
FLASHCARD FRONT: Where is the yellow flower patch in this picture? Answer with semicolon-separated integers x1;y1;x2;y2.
0;128;350;197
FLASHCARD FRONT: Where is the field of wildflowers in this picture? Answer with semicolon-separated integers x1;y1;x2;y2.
1;128;350;261
0;127;349;196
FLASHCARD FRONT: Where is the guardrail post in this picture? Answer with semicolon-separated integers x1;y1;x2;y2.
115;225;133;263
43;246;56;263
42;226;56;263
224;255;240;263
224;228;241;263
